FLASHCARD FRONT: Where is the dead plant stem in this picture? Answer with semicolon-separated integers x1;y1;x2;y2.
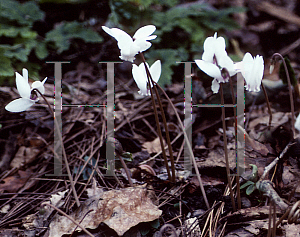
219;83;236;212
34;89;80;207
139;52;175;182
155;83;210;209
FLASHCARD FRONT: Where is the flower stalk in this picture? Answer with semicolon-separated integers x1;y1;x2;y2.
139;52;176;183
220;83;236;212
271;53;295;137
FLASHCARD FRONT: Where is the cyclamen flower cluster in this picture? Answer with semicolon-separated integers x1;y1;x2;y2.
195;32;264;93
102;25;161;96
5;68;47;112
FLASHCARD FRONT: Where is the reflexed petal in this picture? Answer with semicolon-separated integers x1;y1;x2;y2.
214;36;226;59
5;98;35;112
202;36;215;63
195;60;222;79
22;68;28;81
117;33;134;52
218;55;236;76
16;72;31;99
31;77;47;95
211;78;220;94
133;25;156;40
145;35;157;41
134;39;151;53
102;26;131;43
132;64;148;95
149;60;161;83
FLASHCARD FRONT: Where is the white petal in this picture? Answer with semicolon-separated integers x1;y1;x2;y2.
295;113;300;132
218;55;236;76
214;37;226;59
145;35;157;41
242;53;264;92
132;64;148;95
16;72;31;99
133;25;156;40
102;26;131;42
31;77;47;94
133;39;151;53
202;36;215;63
149;60;161;84
5;98;35;112
211;78;220;93
195;60;222;79
22;68;28;81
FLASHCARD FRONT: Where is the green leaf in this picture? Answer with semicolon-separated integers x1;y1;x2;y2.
35;41;49;59
249;164;258;182
0;56;14;77
150;219;160;229
240;180;254;189
0;44;30;61
45;21;103;53
0;0;44;26
246;184;256;195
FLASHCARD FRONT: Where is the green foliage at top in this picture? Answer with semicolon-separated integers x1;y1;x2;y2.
0;0;103;84
0;0;45;80
45;21;103;54
108;0;245;85
0;0;44;27
37;0;89;3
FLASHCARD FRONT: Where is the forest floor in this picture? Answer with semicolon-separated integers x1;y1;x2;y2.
1;0;300;236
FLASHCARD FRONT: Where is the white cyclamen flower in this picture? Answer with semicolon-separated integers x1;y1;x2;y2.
132;60;161;96
102;25;157;62
295;113;300;132
235;52;264;92
5;68;47;112
195;32;236;93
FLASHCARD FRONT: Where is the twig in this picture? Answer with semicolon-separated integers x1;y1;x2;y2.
260;141;294;181
139;53;173;182
41;202;94;237
34;89;80;207
155;83;210;209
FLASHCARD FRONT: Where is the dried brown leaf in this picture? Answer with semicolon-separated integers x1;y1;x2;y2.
49;185;162;236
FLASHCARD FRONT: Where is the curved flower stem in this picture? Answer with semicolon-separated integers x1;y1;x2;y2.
155;82;210;209
34;89;80;207
219;83;236;212
260;81;272;128
138;53;173;182
271;53;295;137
